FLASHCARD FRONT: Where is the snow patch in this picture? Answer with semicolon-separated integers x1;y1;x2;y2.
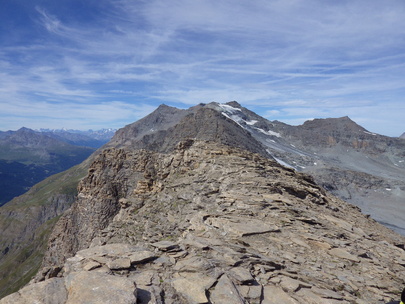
255;127;281;137
246;120;258;125
364;131;377;136
218;103;242;113
220;105;259;129
221;112;244;128
219;103;281;138
271;155;295;169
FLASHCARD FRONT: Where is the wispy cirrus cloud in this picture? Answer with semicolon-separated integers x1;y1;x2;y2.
35;7;62;34
0;0;404;135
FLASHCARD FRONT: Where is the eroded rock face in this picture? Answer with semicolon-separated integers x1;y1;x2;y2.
5;140;405;304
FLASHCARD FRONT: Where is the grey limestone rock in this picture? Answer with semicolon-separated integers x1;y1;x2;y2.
0;278;67;304
3;140;405;303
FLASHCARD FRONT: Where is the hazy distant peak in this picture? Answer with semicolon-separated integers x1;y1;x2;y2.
16;127;36;133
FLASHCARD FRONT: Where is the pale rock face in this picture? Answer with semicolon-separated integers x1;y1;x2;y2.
0;278;67;304
3;140;405;304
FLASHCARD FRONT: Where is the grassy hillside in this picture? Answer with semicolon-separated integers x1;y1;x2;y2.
0;161;89;298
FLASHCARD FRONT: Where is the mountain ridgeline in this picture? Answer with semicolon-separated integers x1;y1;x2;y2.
1;102;405;303
0;127;116;206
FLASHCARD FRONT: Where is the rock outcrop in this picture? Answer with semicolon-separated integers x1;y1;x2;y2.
2;102;405;303
4;140;405;303
211;102;405;235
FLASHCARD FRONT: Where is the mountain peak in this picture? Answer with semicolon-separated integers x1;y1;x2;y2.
156;103;176;111
16;127;35;133
301;116;367;134
108;103;269;156
2;102;405;303
225;100;242;108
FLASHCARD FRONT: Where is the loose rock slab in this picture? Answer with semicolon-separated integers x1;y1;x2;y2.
328;248;360;263
262;285;299;304
206;216;279;237
0;278;67;304
172;272;217;303
65;271;137;304
210;274;245;304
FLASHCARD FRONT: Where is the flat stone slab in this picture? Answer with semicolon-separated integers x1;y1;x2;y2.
210;274;245;304
183;234;224;249
311;287;344;300
279;276;310;292
0;278;67;304
83;261;101;271
65;271;136;304
77;243;140;258
308;240;332;250
107;258;131;270
172;272;217;303
228;267;254;284
296;288;343;304
173;255;215;272
262;285;299;304
151;241;180;251
328;248;360;263
238;284;262;301
206;216;279;237
128;251;157;264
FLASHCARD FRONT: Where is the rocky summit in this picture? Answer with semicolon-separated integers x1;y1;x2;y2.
1;102;405;304
2;139;405;304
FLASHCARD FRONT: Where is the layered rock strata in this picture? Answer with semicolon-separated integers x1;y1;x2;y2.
2;140;405;303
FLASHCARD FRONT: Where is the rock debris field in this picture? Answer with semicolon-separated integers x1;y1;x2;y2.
2;140;405;304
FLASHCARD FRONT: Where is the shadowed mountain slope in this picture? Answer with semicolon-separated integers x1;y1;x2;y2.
0;128;96;206
1;102;405;303
107;105;269;156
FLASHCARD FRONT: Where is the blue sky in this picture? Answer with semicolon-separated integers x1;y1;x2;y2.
1;0;405;136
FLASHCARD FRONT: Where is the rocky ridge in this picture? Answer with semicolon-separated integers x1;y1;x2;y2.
3;140;405;303
209;102;405;234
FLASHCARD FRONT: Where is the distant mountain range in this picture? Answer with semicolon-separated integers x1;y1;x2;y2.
37;128;116;148
1;102;405;302
0;127;116;206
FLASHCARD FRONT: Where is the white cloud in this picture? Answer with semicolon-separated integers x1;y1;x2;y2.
36;7;62;34
0;1;404;135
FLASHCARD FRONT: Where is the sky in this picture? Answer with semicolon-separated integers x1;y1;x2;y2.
1;0;405;136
